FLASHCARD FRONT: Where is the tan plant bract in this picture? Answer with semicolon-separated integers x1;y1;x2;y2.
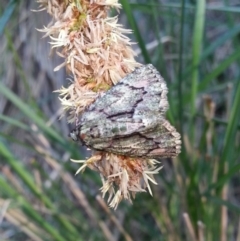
38;0;162;208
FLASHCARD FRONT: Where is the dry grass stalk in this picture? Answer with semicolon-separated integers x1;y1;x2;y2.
37;0;163;208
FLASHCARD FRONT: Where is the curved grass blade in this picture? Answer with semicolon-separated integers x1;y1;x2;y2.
0;83;66;147
199;49;240;92
0;140;81;239
221;81;240;164
121;0;151;63
0;176;66;241
0;0;18;35
190;0;206;142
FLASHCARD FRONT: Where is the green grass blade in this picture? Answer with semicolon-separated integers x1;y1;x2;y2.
177;0;186;136
0;140;43;198
150;3;240;13
199;48;240;92
201;24;240;61
0;0;17;34
0;140;81;239
190;0;206;141
0;176;66;241
203;164;240;194
191;0;206;113
0;83;66;146
121;0;151;63
0;114;30;131
221;81;240;163
182;24;240;83
208;197;240;212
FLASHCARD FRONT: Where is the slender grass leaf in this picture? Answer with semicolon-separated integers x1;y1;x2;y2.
0;140;80;239
0;176;66;241
199;48;240;91
0;114;30;131
221;81;240;163
203;163;240;194
0;83;66;146
207;196;240;212
0;0;17;34
120;0;151;63
190;0;206;142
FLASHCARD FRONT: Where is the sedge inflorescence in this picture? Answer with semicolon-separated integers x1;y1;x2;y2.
37;0;162;208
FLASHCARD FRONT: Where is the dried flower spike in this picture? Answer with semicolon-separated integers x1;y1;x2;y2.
37;0;181;209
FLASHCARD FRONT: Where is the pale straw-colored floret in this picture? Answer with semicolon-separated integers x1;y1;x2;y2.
72;152;162;209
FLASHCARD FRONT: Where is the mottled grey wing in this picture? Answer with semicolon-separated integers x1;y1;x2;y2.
83;118;181;158
79;64;168;136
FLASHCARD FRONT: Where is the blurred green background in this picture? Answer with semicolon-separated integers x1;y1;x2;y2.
0;0;240;240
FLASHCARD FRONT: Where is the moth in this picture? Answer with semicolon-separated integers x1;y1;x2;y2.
70;64;181;158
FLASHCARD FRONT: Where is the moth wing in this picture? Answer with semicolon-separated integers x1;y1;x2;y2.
82;119;181;158
80;64;169;126
79;117;148;145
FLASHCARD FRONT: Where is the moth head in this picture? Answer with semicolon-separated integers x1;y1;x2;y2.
69;128;80;142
